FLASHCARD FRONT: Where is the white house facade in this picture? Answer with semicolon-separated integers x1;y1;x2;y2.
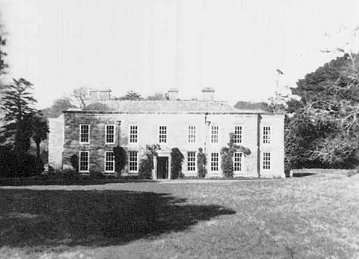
48;89;285;179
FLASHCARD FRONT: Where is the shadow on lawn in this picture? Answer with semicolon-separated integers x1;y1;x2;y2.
0;189;235;249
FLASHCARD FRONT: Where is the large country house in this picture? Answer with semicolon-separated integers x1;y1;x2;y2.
48;88;285;178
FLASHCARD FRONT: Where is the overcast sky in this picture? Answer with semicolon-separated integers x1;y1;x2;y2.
1;0;358;108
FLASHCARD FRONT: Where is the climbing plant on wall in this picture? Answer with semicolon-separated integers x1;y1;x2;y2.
138;144;160;179
221;133;251;178
197;148;207;178
170;148;184;179
113;146;127;175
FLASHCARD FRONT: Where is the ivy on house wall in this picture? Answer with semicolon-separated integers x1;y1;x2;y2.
113;146;127;176
138;144;161;179
197;148;207;178
171;148;184;179
221;133;251;178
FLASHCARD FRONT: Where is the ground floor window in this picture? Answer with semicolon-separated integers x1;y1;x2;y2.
211;152;219;171
79;151;89;172
263;152;271;170
233;152;243;172
105;151;115;172
187;151;196;171
128;151;138;172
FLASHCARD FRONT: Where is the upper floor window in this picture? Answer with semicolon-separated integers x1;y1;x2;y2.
105;125;115;144
79;124;90;144
263;152;271;170
188;126;196;143
159;126;167;143
233;126;242;144
128;151;138;172
211;125;219;143
129;125;138;143
79;151;89;172
104;151;115;172
210;152;219;171
233;152;243;172
263;126;271;144
187;151;196;171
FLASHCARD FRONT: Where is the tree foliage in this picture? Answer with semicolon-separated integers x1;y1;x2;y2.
0;25;7;76
0;78;36;154
286;53;359;170
42;97;76;118
118;91;143;101
30;112;49;159
83;102;113;111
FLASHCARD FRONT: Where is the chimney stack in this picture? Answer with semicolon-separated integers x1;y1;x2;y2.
201;87;215;101
168;88;179;100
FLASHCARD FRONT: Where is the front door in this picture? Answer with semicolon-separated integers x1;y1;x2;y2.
157;157;169;179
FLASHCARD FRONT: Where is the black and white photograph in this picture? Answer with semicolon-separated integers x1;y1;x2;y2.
0;0;358;258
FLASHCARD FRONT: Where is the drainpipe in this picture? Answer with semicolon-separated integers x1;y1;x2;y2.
257;114;261;178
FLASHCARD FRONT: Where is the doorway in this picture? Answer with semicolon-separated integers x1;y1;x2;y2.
157;156;169;179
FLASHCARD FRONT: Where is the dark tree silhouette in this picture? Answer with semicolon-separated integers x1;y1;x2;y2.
30;112;49;159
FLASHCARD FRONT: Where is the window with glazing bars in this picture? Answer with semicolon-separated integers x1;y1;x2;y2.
211;125;219;143
233;126;242;144
128;151;138;172
187;152;196;171
79;124;90;143
188;126;196;143
105;151;115;172
79;151;89;172
233;152;243;171
263;126;271;144
159;126;167;143
105;125;115;144
211;152;219;171
263;152;271;170
129;125;138;143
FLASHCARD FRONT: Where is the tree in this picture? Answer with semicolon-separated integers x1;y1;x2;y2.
286;53;359;170
30;112;49;160
234;101;270;111
146;93;169;100
42;97;76;118
0;25;7;76
83;102;113;111
0;78;36;155
72;87;90;108
118;91;143;100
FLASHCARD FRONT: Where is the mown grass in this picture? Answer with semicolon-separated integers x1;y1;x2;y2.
1;173;359;258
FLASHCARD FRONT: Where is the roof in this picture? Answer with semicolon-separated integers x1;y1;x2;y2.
65;100;270;114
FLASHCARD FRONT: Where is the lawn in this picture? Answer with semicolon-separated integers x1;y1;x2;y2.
0;173;359;258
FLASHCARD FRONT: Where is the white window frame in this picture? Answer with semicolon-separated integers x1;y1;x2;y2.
129;125;138;143
233;126;242;144
211;125;219;144
79;124;90;144
188;126;196;143
187;151;196;171
263;152;271;170
105;124;115;144
210;152;219;171
79;151;90;173
233;152;243;172
263;126;271;144
104;151;115;173
128;151;138;172
159;126;167;143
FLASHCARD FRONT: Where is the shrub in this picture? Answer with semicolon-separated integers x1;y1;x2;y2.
171;148;184;179
197;148;207;178
70;154;79;172
221;147;233;178
113;146;127;175
138;154;154;179
0;146;17;178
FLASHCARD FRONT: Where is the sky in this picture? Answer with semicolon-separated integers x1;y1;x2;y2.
0;0;358;108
